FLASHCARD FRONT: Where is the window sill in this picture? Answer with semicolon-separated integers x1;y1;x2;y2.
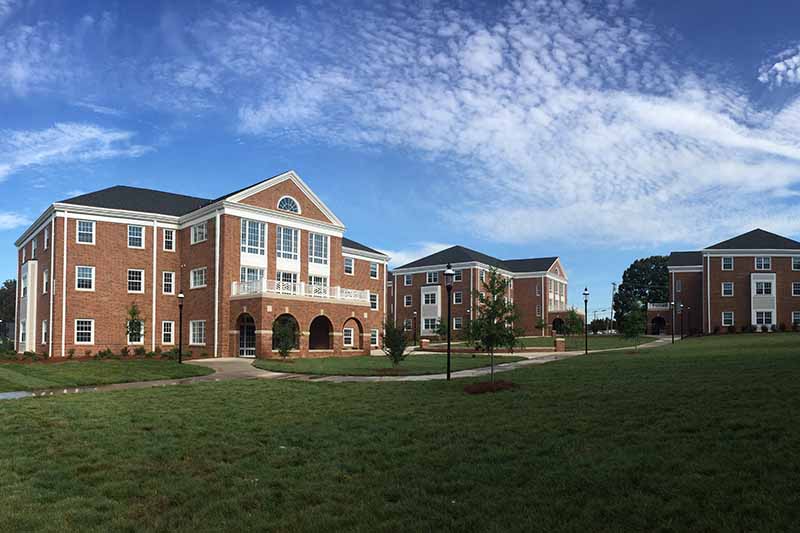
190;285;207;290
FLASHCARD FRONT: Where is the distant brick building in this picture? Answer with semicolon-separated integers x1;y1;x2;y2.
14;170;388;358
648;229;800;335
387;245;574;339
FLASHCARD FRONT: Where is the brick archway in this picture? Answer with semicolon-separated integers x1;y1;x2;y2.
309;315;333;350
272;314;300;350
342;317;364;350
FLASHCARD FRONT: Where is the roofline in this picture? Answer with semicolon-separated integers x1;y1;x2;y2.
391;260;566;281
342;246;390;262
15;205;55;247
701;248;800;254
667;265;703;272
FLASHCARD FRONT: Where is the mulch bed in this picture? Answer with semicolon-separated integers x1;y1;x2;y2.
0;355;196;365
463;380;517;395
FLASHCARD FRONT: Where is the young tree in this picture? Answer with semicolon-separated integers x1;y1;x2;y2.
613;256;668;325
0;279;16;323
273;320;296;360
535;318;547;336
125;303;144;347
382;318;409;367
470;268;520;383
620;304;646;352
564;309;584;336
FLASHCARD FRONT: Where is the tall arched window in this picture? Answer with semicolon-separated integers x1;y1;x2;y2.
277;196;300;213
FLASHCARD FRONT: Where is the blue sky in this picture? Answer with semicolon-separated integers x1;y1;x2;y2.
3;0;800;317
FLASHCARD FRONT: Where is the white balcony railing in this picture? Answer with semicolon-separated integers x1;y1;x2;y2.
231;279;371;304
647;303;671;310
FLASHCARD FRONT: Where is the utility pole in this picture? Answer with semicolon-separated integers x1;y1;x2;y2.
610;282;617;333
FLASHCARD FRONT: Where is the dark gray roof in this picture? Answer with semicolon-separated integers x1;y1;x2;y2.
211;171;288;202
396;245;557;273
668;251;702;267
342;237;385;256
706;228;800;250
61;186;213;217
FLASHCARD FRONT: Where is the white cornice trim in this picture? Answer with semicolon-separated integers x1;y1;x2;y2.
343;247;389;262
668;266;703;272
703;249;800;255
220;202;344;237
391;261;565;282
15;207;55;247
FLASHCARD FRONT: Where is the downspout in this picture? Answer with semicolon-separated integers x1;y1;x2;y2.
214;210;221;357
14;246;19;353
48;217;55;357
706;255;711;333
151;219;158;352
61;212;68;357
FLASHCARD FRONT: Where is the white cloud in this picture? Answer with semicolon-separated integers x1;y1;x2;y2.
0;211;29;230
759;47;800;86
72;101;126;117
0;123;150;181
381;242;454;269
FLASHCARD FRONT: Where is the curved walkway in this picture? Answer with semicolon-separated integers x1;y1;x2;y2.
0;337;672;400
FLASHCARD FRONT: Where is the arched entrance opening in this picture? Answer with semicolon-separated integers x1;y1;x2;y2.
651;316;667;335
342;317;364;350
552;318;565;335
237;313;256;357
309;315;333;350
272;314;300;351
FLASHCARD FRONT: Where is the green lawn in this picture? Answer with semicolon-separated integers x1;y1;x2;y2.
253;353;525;376
0;360;213;393
2;334;800;531
518;334;655;350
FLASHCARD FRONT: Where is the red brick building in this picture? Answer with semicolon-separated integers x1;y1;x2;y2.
388;246;574;339
14;170;389;358
649;229;800;335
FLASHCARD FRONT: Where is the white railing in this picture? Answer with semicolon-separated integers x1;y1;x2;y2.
231;279;371;304
647;303;671;310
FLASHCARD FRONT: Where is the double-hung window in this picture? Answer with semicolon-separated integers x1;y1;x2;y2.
128;269;144;293
163;271;175;295
77;220;95;244
404;295;412;307
793;311;800;325
426;272;438;284
191;222;208;244
42;269;48;294
479;270;486;282
19;320;25;343
127;321;144;345
755;256;771;270
721;282;734;297
241;219;266;255
31;238;37;258
404;274;412;286
308;233;329;264
424;293;436;305
755;281;772;295
370;329;379;347
793;282;800;296
190;267;207;289
344;257;354;275
721;312;734;327
453;291;463;304
403;319;412;331
276;226;299;260
44;228;49;249
722;257;733;271
41;320;48;344
343;328;354;347
423;318;437;331
75;319;94;344
370;293;378;310
128;225;144;249
454;270;462;282
162;321;175;345
20;270;27;298
190;320;206;345
369;263;379;279
163;229;175;251
76;266;95;291
756;311;772;325
453;317;463;330
793;257;800;271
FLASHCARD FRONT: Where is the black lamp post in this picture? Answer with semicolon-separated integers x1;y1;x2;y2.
0;319;4;339
583;287;589;355
177;292;185;363
412;310;418;347
444;263;455;380
680;303;684;340
670;301;676;344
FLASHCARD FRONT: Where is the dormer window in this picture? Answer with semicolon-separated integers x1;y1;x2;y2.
277;196;300;214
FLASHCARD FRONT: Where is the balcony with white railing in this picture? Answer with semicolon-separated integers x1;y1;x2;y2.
231;279;371;305
647;303;671;311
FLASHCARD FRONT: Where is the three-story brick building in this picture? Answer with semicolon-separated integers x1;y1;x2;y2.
14;170;389;358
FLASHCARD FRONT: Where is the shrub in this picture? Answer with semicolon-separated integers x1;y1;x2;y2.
771;324;778;333
727;325;736;334
779;323;787;332
67;349;75;359
154;346;162;356
793;322;800;332
134;346;146;357
120;346;130;357
382;318;409;367
97;349;114;359
85;350;92;357
712;326;720;334
761;325;769;333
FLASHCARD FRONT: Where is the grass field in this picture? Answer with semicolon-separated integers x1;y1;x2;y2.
0;360;213;393
253;353;525;376
2;334;800;531
517;334;654;350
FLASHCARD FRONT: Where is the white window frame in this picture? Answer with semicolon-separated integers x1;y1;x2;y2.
755;256;771;271
191;222;208;244
793;311;800;325
22;248;25;263
277;196;301;214
536;304;542;317
721;282;734;297
190;320;206;346
755;311;773;325
162;321;175;345
423;318;437;331
240;266;265;282
42;269;48;294
74;319;95;345
308;232;329;265
675;279;682;292
127;321;145;345
721;311;734;327
370;329;379;347
404;295;412;307
190;267;208;289
19;320;25;343
793;282;800;297
343;327;354;347
722;257;733;271
241;219;266;255
31;237;37;258
276;226;299;260
403;319;412;331
127;269;145;293
479;270;486;282
426;271;439;284
424;293;436;305
127;225;145;249
454;270;462;282
20;270;27;298
344;257;354;275
404;274;412;286
453;291;463;304
44;227;49;249
41;319;48;345
369;263;379;279
453;317;463;330
163;229;175;252
76;266;96;292
162;271;175;295
755;281;772;296
77;220;95;245
370;293;378;310
793;257;800;271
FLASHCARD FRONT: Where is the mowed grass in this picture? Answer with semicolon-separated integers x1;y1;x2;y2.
2;334;800;531
0;360;213;393
518;334;654;350
253;353;525;376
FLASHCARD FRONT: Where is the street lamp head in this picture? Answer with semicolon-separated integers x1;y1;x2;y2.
444;263;455;289
177;292;185;306
582;287;589;302
413;310;417;317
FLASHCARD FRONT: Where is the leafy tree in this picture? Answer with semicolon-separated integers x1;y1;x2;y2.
0;279;16;322
273;320;296;359
620;304;646;352
470;268;520;382
535;318;547;335
613;256;668;326
564;309;584;336
590;318;612;334
125;303;144;344
382;318;409;367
